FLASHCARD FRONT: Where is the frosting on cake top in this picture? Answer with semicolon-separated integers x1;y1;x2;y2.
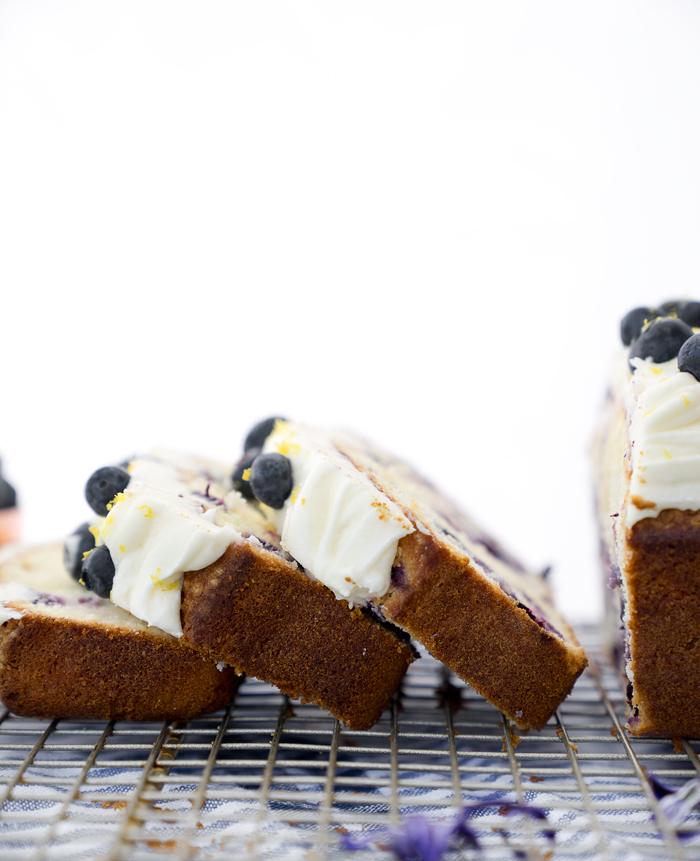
90;436;416;634
93;454;260;637
625;354;700;527
261;421;415;603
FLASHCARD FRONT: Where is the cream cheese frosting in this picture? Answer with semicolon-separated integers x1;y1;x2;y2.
625;353;700;528
261;421;415;603
0;582;36;624
95;455;242;638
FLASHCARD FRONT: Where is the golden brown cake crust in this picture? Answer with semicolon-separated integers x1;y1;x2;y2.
625;508;700;737
378;532;587;731
0;614;239;721
180;542;416;730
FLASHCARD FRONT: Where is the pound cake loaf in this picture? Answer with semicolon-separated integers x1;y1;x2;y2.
71;450;416;730
0;544;240;720
595;300;700;736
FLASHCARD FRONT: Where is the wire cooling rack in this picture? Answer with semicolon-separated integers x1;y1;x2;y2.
1;626;699;861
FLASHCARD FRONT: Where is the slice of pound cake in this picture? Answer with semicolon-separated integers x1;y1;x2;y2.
236;420;587;731
0;544;240;720
595;301;700;737
71;450;416;730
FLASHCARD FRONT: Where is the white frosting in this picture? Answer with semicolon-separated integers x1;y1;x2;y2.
261;422;414;602
625;354;700;527
0;582;38;624
96;456;241;637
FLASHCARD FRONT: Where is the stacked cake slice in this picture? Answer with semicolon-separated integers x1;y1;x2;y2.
1;420;588;729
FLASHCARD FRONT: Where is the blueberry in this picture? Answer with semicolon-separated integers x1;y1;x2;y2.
678;301;700;328
81;544;115;598
232;447;261;500
620;307;656;346
0;476;16;510
678;334;700;381
244;417;286;452
85;466;130;516
249;453;293;509
657;299;684;316
629;317;694;367
64;522;96;581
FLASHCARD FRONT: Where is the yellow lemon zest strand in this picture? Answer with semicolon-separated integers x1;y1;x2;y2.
106;491;127;512
683;395;691;406
277;439;301;457
664;448;673;460
139;505;153;518
150;569;178;592
242;468;252;481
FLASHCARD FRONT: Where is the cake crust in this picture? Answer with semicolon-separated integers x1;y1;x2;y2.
624;508;700;737
180;542;416;731
0;615;238;721
379;531;587;731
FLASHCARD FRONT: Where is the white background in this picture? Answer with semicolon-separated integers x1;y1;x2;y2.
2;1;700;623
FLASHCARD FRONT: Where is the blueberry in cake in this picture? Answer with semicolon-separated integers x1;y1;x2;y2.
0;544;240;720
595;300;700;736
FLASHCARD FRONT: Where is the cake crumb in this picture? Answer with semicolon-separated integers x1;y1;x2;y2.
672;736;684;753
501;732;522;751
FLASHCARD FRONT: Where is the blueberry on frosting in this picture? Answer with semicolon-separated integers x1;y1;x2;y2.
628;317;693;367
249;452;293;509
85;466;130;516
232;447;261;500
64;522;96;582
678;301;700;328
244;417;286;452
678;334;700;381
620;307;656;346
657;299;684;317
81;544;115;598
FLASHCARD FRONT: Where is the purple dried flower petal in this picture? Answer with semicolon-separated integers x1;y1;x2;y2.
340;802;553;860
648;773;700;829
459;802;555;843
648;773;677;801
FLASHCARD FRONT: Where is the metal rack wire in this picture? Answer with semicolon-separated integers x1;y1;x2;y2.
1;626;699;860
